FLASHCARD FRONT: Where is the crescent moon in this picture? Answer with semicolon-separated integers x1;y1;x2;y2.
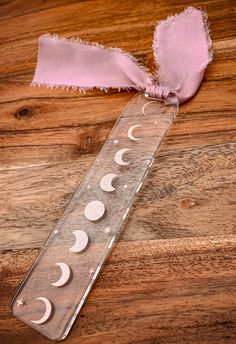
31;297;52;324
114;148;130;166
100;173;117;192
128;125;142;141
141;101;157;116
69;230;89;252
51;262;71;287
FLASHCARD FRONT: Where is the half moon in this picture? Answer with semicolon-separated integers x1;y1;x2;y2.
114;148;130;166
69;230;89;252
31;297;52;325
100;173;117;192
51;262;71;287
128;125;142;141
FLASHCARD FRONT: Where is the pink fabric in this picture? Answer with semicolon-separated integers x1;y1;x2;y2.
32;7;212;104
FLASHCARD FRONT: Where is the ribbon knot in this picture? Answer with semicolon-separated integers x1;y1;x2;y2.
145;84;172;101
32;7;212;105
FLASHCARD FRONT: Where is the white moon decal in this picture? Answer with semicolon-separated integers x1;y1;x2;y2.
84;200;105;221
31;297;52;325
100;173;117;192
141;101;157;116
128;125;142;141
69;230;89;252
51;262;71;287
114;148;130;166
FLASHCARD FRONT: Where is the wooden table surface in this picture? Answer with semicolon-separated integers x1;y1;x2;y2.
0;1;235;343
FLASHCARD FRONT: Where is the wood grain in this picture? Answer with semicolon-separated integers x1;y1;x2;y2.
0;0;235;343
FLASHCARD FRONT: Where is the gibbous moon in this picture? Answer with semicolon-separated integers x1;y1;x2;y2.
31;297;52;325
127;125;142;141
100;173;117;192
114;148;130;166
69;230;89;252
51;262;71;287
84;200;105;221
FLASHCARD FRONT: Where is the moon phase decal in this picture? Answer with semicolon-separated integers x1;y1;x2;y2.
69;230;89;252
114;148;130;166
128;125;142;141
100;173;117;192
51;262;71;287
31;297;52;325
141;101;157;116
84;200;105;221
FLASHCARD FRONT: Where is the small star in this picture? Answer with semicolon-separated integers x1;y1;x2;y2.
124;184;128;189
54;229;59;234
104;226;111;234
113;139;119;144
16;298;24;307
89;268;95;275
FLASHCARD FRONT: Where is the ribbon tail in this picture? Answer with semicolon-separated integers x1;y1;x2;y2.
153;7;213;104
32;34;153;93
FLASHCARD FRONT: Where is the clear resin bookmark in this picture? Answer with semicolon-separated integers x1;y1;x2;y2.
12;92;178;340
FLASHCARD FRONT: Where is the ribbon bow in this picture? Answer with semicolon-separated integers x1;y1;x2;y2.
32;7;212;104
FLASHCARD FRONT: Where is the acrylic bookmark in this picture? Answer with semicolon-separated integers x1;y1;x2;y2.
12;7;212;341
12;93;178;340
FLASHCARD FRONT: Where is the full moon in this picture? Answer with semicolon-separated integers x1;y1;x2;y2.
84;200;105;221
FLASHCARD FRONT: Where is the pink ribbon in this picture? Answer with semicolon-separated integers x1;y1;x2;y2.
32;7;212;104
